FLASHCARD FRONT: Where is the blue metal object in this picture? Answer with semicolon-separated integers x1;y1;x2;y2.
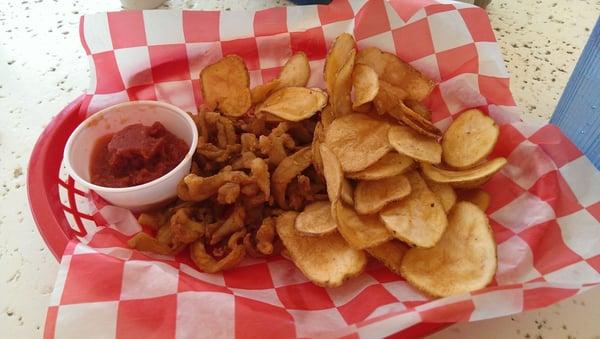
551;18;600;169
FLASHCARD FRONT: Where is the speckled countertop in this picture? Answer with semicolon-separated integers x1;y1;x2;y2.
1;0;599;338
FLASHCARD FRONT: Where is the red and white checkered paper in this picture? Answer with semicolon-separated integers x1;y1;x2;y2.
45;0;600;338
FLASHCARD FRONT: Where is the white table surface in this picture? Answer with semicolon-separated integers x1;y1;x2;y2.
1;0;599;338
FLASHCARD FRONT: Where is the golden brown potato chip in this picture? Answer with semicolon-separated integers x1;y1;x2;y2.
366;240;409;275
335;201;392;249
295;201;337;236
373;80;408;116
341;179;354;205
276;211;366;287
380;171;447;248
251;79;281;105
278;52;311;88
381;52;434;101
425;181;456;213
442;109;500;169
388;125;442;164
320;144;343;203
262;112;286;122
421;158;507;189
311;122;325;177
320;104;335;129
458;189;491;211
324;33;356;96
332;49;356;116
354;175;411;214
356;47;387;75
200;55;251;117
325;113;392;172
400;202;497;297
356;47;434;101
346;152;414;180
272;147;313;209
387;106;441;139
395;102;441;138
352;64;379;109
258;87;328;122
405;100;431;120
353;102;373;113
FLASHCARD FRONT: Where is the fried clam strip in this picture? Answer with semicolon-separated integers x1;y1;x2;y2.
217;182;241;204
194;111;241;164
249;157;270;200
138;211;169;230
258;122;297;167
211;204;246;245
178;168;250;202
272;147;313;209
128;233;173;256
131;203;198;255
287;174;319;211
191;229;247;273
244;216;276;257
170;207;206;245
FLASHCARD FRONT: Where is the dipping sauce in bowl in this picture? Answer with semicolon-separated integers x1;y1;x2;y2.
90;122;189;188
64;100;198;212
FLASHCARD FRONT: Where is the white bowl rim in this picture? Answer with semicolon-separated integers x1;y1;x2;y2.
63;100;198;194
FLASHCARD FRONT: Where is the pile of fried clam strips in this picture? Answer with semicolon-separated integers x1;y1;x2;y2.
129;33;506;298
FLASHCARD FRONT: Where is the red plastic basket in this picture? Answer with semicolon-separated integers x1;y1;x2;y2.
28;95;87;259
27;95;451;338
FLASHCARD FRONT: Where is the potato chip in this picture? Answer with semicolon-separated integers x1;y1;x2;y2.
341;179;354;205
382;52;434;101
352;64;379;109
373;80;407;116
356;47;386;75
421;158;507;189
353;102;373;113
325;113;392;172
320;144;343;203
276;211;367;287
320;104;335;129
380;171;447;248
346;152;414;180
425;180;456;213
442;109;500;169
400;202;497;297
324;33;355;96
335;201;392;249
332;49;356;116
278;52;311;88
295;201;337;236
366;240;409;275
258;87;328;122
251;79;281;105
356;47;434;101
354;174;411;214
388;106;441;139
200;55;252;117
405;100;431;120
311;122;325;177
458;189;491;211
388;125;442;164
396;102;441;138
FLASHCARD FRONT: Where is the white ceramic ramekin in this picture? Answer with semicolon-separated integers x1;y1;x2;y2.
64;100;198;212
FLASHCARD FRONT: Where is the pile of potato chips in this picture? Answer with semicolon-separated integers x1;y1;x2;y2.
278;33;506;297
131;33;507;298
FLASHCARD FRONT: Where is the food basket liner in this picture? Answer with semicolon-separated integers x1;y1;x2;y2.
43;0;600;337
